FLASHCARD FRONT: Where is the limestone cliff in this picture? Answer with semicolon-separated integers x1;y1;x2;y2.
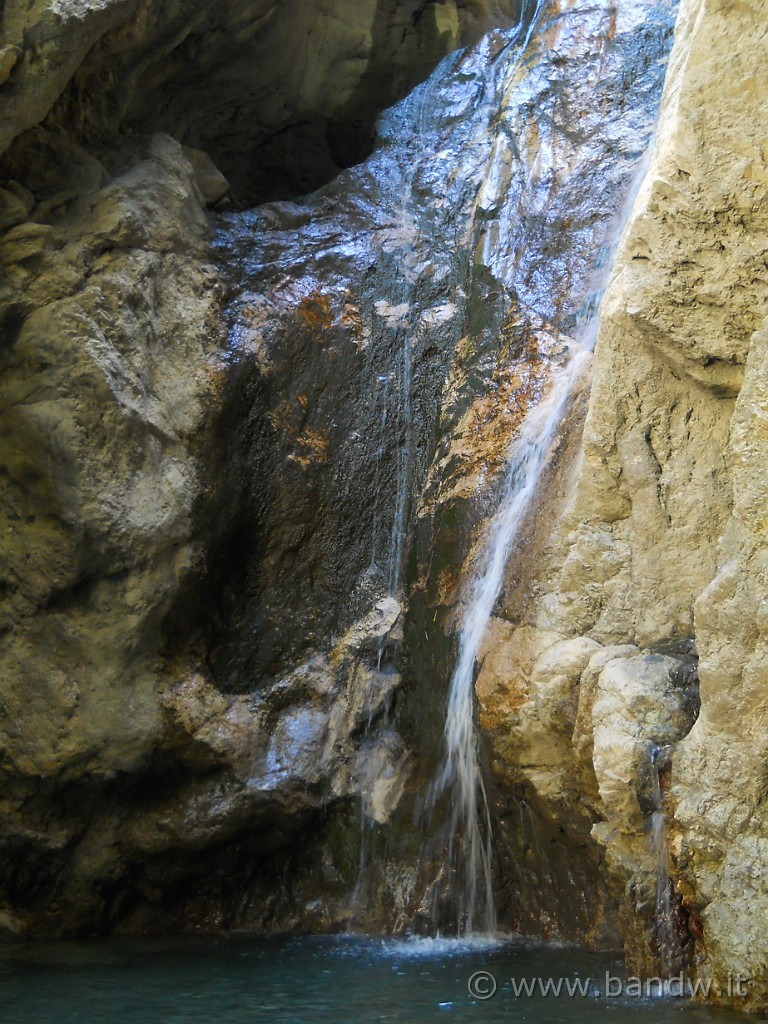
474;0;768;1008
1;0;767;1011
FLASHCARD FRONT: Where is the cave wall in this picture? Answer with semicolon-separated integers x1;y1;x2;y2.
2;0;768;1008
475;0;768;1007
0;0;528;938
203;0;680;945
1;0;524;203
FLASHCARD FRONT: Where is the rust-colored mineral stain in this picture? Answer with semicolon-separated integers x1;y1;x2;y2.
269;396;329;467
436;567;460;606
340;291;365;339
459;321;552;474
267;397;292;433
288;429;330;467
605;6;617;43
298;291;333;331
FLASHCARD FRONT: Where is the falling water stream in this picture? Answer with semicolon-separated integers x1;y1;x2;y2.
219;0;680;949
428;93;660;942
430;339;591;934
650;744;682;975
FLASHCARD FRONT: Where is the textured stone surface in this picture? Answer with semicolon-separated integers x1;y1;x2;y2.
0;133;212;777
0;0;677;943
0;110;411;932
0;132;220;934
1;0;524;202
1;0;521;938
2;0;768;1007
474;0;768;1007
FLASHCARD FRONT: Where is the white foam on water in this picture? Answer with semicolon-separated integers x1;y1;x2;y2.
368;933;518;961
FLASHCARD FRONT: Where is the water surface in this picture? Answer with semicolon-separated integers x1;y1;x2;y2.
0;934;748;1023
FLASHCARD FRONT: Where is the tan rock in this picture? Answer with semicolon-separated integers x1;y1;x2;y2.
182;146;229;205
478;0;768;1002
0;45;21;87
0;136;218;807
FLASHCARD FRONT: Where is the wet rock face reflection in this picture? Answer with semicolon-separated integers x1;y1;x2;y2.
212;0;677;688
0;0;684;944
196;0;678;936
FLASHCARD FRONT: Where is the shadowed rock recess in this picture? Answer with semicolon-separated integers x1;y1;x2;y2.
1;0;767;1011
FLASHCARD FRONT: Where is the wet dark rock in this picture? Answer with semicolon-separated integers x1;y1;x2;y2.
0;0;686;961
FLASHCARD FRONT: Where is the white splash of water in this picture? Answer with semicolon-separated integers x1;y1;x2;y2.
376;933;513;959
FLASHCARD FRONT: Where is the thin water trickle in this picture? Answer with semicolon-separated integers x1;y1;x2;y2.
382;77;436;603
348;799;373;928
649;744;680;975
429;127;658;934
356;97;427;913
388;335;413;598
369;376;391;574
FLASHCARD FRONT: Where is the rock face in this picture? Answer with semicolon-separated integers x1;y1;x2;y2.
0;0;530;938
3;0;501;934
2;0;768;1011
0;130;223;934
206;0;677;941
1;0;524;202
0;0;680;942
473;0;768;1008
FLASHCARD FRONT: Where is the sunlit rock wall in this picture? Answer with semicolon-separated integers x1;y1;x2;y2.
476;0;768;1007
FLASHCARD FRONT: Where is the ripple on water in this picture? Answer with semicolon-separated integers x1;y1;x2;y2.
0;935;751;1024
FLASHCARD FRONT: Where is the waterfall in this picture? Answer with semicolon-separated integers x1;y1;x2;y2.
649;744;681;975
220;0;679;939
429;135;657;937
430;337;591;935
